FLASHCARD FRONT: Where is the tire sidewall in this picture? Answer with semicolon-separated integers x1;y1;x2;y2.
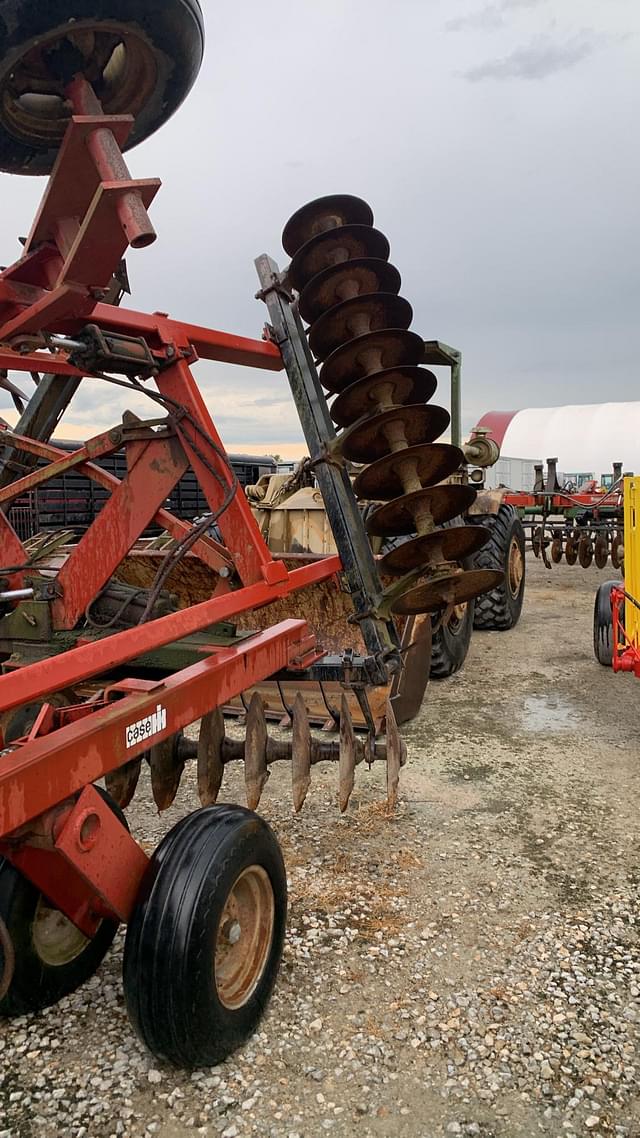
124;806;287;1067
0;0;204;174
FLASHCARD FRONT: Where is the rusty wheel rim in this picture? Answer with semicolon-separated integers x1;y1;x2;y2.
214;865;275;1010
508;537;524;597
32;897;89;967
0;23;157;151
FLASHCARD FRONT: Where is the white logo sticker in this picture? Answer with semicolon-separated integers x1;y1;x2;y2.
125;704;167;749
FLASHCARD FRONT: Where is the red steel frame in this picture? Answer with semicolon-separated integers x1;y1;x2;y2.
0;78;344;941
610;586;640;677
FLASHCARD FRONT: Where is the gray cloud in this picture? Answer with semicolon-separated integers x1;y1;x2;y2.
0;0;638;463
464;30;605;80
446;0;544;34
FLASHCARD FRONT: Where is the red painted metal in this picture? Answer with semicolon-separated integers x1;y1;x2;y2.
0;558;341;713
0;619;318;835
475;409;519;450
157;356;282;585
51;434;189;628
0;82;348;943
611;586;640;676
4;785;149;932
0;431;234;575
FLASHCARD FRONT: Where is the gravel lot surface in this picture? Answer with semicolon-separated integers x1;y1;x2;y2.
1;555;639;1138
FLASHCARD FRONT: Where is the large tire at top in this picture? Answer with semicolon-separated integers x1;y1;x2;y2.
471;504;526;630
593;580;618;667
0;0;204;175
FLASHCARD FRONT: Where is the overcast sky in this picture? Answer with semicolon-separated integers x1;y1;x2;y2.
0;0;638;456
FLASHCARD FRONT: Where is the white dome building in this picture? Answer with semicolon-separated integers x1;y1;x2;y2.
477;402;637;484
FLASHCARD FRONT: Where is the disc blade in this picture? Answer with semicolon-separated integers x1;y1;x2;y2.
283;194;374;257
366;485;477;537
385;698;406;810
245;692;269;810
197;707;225;806
150;734;185;811
339;694;357;813
594;535;609;568
338;403;450;464
292;691;312;813
320;329;426;393
105;758;141;809
379;525;490;575
299;258;401;323
330;366;438;427
353;442;464;501
390;569;504;615
289;225;391;292
309;294;413;362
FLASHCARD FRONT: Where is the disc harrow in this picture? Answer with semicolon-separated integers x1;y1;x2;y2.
282;195;503;617
102;693;405;815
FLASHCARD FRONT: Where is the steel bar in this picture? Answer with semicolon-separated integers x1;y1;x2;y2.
0;557;339;714
255;254;401;683
0;619;313;835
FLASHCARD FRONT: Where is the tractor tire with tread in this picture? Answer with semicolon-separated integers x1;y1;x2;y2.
123;804;287;1068
593;580;618;667
471;504;525;630
430;600;475;678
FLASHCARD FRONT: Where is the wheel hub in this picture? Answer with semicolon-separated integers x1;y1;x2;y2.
508;536;524;596
0;22;157;149
214;866;275;1011
32;896;89;967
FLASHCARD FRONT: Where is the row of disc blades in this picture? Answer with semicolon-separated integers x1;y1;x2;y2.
282;194;503;614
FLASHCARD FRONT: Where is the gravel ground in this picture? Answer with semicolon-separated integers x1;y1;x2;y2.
1;555;639;1138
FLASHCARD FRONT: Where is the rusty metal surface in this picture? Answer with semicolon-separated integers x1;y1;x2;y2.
366;484;476;537
330;366;437;427
353;443;464;501
288;226;392;292
309;294;414;361
291;692;312;811
197;708;225;806
319;329;425;393
282;194;374;257
379;524;489;576
337;403;451;464
298;258;401;324
391;568;504;615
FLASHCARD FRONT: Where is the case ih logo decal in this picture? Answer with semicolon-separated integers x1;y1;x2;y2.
125;704;167;749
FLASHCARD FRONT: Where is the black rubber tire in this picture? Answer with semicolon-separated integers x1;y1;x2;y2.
430;600;475;678
471;505;526;631
0;0;204;174
123;805;287;1068
593;580;618;667
0;788;126;1016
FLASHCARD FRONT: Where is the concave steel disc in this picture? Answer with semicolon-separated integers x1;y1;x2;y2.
338;403;450;464
366;484;477;537
379;525;489;576
390;569;504;615
283;195;374;256
331;366;438;427
299;258;401;323
309;293;414;362
320;329;426;393
288;226;391;292
353;442;463;501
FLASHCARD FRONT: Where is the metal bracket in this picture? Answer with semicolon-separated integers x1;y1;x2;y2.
255;253;401;687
